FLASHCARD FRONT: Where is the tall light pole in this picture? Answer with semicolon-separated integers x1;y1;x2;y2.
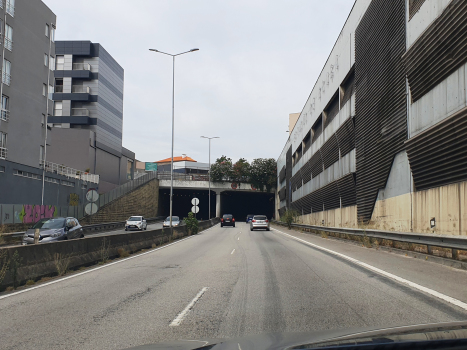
201;136;219;219
149;48;199;233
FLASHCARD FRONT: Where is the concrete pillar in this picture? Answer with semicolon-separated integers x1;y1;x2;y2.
216;191;221;218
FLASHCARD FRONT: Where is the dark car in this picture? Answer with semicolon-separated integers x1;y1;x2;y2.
221;214;235;227
22;217;84;245
246;214;254;223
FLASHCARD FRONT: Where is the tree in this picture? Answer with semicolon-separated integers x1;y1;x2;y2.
249;158;277;192
210;156;233;183
232;158;251;184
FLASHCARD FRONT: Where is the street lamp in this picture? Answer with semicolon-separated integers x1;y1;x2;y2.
150;48;199;232
201;136;219;219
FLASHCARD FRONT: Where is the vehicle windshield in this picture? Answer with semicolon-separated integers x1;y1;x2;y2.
4;1;466;349
31;218;66;229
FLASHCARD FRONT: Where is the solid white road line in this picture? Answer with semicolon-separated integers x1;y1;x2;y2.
272;227;467;311
170;287;209;326
231;249;236;255
238;237;240;241
0;224;220;301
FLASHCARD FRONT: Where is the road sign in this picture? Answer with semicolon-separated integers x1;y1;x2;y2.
86;189;99;203
145;162;158;171
191;198;199;206
85;203;99;215
191;205;199;214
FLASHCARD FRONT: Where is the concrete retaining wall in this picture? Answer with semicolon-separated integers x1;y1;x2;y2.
0;218;219;289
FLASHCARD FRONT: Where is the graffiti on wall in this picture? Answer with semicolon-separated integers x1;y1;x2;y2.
69;193;79;206
18;205;57;224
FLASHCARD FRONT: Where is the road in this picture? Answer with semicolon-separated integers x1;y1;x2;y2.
1;223;467;350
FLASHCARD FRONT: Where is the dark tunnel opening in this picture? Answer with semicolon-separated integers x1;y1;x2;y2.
158;189;275;221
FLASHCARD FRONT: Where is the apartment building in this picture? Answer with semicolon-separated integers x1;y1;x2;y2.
48;41;135;193
277;0;467;235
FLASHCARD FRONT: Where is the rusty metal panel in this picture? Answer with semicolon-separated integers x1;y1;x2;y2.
310;150;324;178
337;173;357;208
406;106;467;191
321;134;339;169
355;0;407;222
335;117;355;157
301;160;312;184
322;181;340;211
404;0;467;103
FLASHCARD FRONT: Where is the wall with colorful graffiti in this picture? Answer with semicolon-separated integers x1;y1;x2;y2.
18;205;58;224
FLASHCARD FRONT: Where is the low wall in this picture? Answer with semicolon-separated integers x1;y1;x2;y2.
0;218;219;289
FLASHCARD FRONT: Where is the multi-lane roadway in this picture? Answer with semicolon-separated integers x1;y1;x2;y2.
1;222;466;349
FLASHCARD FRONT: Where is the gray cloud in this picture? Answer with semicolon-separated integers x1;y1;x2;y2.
43;0;354;163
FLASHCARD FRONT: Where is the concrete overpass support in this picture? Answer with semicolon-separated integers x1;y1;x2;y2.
216;191;221;218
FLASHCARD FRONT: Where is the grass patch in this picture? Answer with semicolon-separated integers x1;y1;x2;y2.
117;248;130;258
26;279;35;286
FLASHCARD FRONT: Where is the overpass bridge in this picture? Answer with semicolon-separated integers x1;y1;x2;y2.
156;173;274;219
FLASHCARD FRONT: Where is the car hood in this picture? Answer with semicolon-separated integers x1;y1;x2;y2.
123;321;467;350
25;228;60;238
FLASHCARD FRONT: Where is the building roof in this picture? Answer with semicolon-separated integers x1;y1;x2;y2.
155;156;197;163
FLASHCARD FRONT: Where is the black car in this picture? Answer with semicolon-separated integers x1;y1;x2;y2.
221;214;235;227
22;217;84;245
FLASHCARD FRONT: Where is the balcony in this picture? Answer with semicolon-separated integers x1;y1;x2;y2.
4;37;12;51
72;63;91;71
2;72;10;86
0;109;9;122
71;86;90;93
71;108;90;116
40;160;99;184
6;1;14;17
0;147;6;160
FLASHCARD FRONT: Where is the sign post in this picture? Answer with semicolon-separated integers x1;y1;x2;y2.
191;198;199;219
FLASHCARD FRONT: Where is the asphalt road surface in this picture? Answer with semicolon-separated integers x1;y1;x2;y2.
1;223;467;350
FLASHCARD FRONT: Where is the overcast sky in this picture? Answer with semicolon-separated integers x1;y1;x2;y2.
42;0;355;164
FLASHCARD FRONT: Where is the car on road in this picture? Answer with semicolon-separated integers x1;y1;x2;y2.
125;216;147;231
246;214;254;223
22;217;84;245
250;215;270;231
162;216;181;228
221;214;235;227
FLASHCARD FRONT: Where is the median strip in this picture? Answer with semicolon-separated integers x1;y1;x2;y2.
272;227;467;312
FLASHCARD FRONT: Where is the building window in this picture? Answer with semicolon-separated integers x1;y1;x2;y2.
51;26;55;42
55;79;63;92
49;56;55;71
14;169;42;180
44;54;48;67
56;55;64;70
43;83;47;96
1;95;9;121
45;176;59;184
40;145;44;164
54;101;63;116
4;24;12;51
2;59;11;85
0;166;4;173
6;0;15;17
41;113;46;126
45;24;49;37
48;84;54;100
61;180;75;187
0;131;7;159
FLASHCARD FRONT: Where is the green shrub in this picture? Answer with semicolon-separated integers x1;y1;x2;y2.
184;212;199;235
280;209;299;229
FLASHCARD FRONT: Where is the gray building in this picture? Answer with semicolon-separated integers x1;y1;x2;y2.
48;41;135;193
0;0;81;206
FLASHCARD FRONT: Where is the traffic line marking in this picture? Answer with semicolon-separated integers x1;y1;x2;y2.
272;227;467;311
170;287;209;326
231;249;236;255
0;224;220;301
238;237;240;241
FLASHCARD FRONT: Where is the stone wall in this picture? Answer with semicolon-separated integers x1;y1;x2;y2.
83;179;159;224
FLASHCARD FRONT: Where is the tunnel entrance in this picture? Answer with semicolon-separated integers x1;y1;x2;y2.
220;191;274;221
159;189;215;220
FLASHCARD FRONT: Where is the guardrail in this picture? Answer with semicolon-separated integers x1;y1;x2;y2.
155;172;209;181
2;216;165;244
273;221;467;260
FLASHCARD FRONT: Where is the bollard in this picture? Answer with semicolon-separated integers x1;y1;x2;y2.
34;228;40;244
452;249;459;260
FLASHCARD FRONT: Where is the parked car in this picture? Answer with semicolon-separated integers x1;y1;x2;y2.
246;214;254;223
163;216;181;227
250;215;270;231
22;217;84;245
125;216;147;231
221;214;235;227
